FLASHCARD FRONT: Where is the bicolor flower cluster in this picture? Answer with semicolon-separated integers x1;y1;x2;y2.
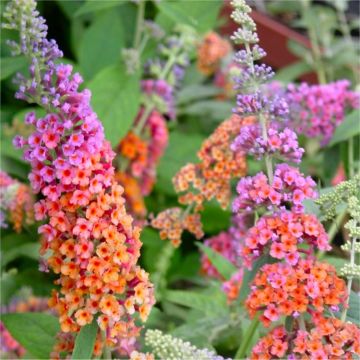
284;80;359;145
231;124;304;163
152;114;251;246
0;171;34;232
241;211;330;268
232;164;317;214
250;316;360;359
3;0;154;357
246;259;347;326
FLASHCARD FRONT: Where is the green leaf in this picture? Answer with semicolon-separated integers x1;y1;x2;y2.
347;291;360;325
196;243;237;280
2;243;39;268
177;84;222;105
156;131;205;194
156;0;222;33
164;288;227;316
180;100;233;122
1;313;60;359
88;63;140;146
329;110;360;146
322;256;346;273
72;318;98;360
74;0;125;17
171;313;231;348
78;10;124;80
1;269;18;304
1;56;27;81
274;61;312;82
201;202;231;234
54;0;83;19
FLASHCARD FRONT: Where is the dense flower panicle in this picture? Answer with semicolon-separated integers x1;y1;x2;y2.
152;115;250;246
197;32;231;76
250;317;360;360
130;351;155;360
1;295;50;359
0;171;34;232
115;172;147;219
231;124;304;163
233;164;317;214
284;80;359;145
174;115;251;210
4;0;155;355
241;210;330;268
151;207;203;247
246;259;347;327
201;231;238;279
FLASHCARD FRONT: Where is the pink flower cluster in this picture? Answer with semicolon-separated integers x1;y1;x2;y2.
241;210;330;268
285;80;359;145
231;124;304;163
232;164;317;214
137;110;169;195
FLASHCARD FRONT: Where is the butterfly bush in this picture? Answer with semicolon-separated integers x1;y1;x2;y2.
3;0;154;357
226;0;358;356
0;171;34;232
152;114;251;246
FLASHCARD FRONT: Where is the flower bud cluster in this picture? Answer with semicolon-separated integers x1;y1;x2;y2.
145;329;228;360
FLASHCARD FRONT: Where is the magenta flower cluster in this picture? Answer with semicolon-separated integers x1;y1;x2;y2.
285;80;359;145
232;164;317;214
231;124;304;163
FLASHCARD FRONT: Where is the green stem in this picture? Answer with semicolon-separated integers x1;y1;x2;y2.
301;0;327;84
133;102;154;136
318;208;347;260
133;0;145;49
298;314;306;331
234;316;260;359
348;137;354;179
101;331;112;359
341;235;356;321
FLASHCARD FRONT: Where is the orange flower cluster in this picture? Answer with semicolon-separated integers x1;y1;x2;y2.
151;207;203;247
197;32;231;75
119;131;148;178
246;259;347;327
115;172;146;219
0;171;34;232
45;183;154;349
152;115;251;246
250;316;360;360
